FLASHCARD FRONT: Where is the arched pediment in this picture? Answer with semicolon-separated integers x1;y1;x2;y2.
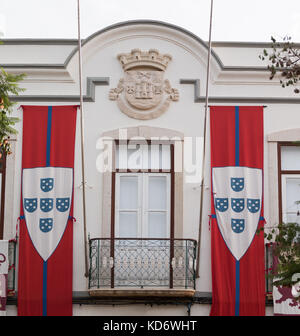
66;20;224;78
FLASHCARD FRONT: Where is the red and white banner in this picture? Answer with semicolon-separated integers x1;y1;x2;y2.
18;105;77;316
210;106;265;316
272;249;300;315
0;240;8;316
273;285;300;315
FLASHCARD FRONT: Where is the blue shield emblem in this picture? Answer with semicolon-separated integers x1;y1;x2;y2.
22;167;73;261
231;198;244;212
231;178;244;192
24;198;38;213
231;219;245;234
40;198;54;212
56;198;70;212
40;178;54;192
215;198;228;212
247;199;260;213
40;218;53;233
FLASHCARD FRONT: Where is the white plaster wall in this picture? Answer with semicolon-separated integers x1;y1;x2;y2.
6;303;275;316
73;303;275;316
0;43;76;65
73;304;190;316
212;46;268;67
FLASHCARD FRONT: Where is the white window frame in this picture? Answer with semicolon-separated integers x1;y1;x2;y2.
115;172;171;238
267;131;300;227
281;174;300;224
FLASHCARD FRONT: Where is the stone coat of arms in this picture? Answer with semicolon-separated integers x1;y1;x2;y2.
109;49;179;120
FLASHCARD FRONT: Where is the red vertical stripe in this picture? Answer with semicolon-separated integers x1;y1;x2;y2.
210;218;237;315
47;106;77;316
21;106;49;168
210;106;237;316
18;219;44;315
238;106;264;169
49;106;77;167
238;106;265;316
239;218;265;316
46;221;74;316
210;106;236;167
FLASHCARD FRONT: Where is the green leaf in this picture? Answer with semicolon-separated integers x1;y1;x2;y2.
0;60;26;154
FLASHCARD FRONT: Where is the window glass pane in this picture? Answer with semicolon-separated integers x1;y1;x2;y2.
148;176;167;210
119;176;138;210
150;144;160;170
283;177;300;223
148;212;167;238
161;145;171;170
116;144;144;170
116;143;127;169
127;144;144;170
119;212;138;238
141;145;149;170
281;146;300;170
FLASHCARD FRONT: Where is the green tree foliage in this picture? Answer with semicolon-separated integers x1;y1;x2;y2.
259;36;300;94
259;37;300;296
0;66;25;155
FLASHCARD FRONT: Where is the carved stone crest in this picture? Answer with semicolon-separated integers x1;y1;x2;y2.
109;49;179;120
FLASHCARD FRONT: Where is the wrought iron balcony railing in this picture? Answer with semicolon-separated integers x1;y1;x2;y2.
89;238;197;290
265;243;274;295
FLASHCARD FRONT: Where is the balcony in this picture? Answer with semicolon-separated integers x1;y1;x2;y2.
88;238;197;298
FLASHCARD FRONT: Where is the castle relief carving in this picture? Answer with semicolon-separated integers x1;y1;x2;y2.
109;49;179;120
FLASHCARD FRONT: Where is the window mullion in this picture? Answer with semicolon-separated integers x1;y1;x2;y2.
142;173;148;239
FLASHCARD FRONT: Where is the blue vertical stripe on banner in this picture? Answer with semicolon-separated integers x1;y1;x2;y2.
43;105;52;316
234;106;240;316
235;106;240;167
46;106;52;167
42;260;47;316
235;260;240;316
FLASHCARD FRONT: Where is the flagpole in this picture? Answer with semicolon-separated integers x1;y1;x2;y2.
196;0;214;277
77;0;89;278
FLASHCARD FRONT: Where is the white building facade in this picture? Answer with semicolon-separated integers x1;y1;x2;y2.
1;20;300;316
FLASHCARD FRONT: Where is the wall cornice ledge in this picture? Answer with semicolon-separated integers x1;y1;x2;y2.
180;79;300;104
8;76;109;102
